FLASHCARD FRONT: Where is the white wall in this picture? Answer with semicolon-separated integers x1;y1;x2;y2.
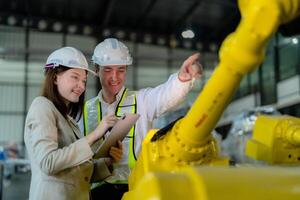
0;28;99;143
0;27;218;143
277;75;300;108
218;93;260;126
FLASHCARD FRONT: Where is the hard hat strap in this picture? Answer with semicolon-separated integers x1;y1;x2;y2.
44;63;59;69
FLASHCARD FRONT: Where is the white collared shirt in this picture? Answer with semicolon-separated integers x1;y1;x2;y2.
78;73;193;181
96;86;126;116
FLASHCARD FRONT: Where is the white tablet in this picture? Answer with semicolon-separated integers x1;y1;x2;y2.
94;113;140;158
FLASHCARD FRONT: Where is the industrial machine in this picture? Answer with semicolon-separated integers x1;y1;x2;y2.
122;0;300;199
247;114;300;165
221;106;280;163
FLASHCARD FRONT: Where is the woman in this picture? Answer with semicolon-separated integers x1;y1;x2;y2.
24;47;123;200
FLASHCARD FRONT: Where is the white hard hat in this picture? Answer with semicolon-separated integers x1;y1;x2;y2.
45;47;96;75
92;38;133;66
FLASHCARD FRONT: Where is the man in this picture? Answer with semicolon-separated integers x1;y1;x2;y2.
79;38;203;199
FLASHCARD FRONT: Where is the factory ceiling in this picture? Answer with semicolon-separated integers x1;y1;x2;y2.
0;0;299;52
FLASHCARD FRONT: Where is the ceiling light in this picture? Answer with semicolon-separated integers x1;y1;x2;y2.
22;19;32;27
209;43;218;52
83;26;92;35
292;38;298;44
53;22;62;32
144;34;152;43
170;37;178;48
157;37;166;45
196;42;203;50
7;16;17;26
103;29;111;37
130;33;137;41
116;30;125;39
22;19;28;27
181;29;195;39
68;25;77;34
183;41;192;48
38;20;47;30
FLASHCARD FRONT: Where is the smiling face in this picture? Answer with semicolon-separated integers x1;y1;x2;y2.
55;68;87;104
98;65;127;103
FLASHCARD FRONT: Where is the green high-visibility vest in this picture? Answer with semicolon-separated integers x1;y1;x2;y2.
83;88;137;169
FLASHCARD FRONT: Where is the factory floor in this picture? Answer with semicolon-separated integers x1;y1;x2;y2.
2;171;30;200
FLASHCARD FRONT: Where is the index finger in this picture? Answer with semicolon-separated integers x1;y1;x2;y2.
188;53;200;65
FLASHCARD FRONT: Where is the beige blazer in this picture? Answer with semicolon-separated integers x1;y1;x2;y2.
24;96;111;200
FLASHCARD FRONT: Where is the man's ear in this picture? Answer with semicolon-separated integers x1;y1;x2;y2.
95;64;100;74
95;64;100;76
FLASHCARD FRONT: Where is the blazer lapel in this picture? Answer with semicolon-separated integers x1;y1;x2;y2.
67;116;82;139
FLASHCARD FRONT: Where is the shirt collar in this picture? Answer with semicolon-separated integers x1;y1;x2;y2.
98;86;126;104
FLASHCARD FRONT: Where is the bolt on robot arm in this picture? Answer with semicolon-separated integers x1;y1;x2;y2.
123;0;300;199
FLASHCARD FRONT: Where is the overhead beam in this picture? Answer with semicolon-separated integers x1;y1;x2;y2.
207;7;239;42
101;0;117;28
171;0;202;32
134;0;158;29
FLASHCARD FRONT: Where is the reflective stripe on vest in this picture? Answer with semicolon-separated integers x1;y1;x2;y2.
115;89;137;169
83;88;137;169
83;100;101;136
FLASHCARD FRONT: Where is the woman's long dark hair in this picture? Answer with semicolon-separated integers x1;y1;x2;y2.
41;66;86;121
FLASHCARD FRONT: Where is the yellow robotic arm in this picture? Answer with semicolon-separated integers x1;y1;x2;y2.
123;0;300;199
247;115;300;164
